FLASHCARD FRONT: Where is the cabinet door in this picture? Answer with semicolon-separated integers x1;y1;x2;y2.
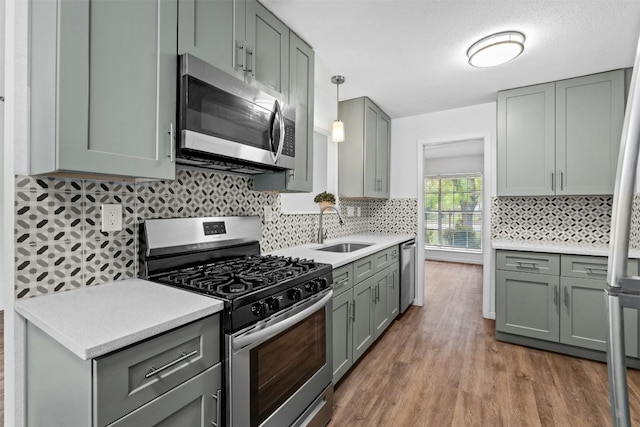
178;0;244;79
363;99;379;197
353;276;375;362
496;270;560;341
253;32;314;192
54;0;176;179
375;111;391;198
388;263;400;321
108;364;221;427
497;83;555;196
560;277;637;357
373;270;390;339
555;70;625;195
244;0;289;99
332;290;353;384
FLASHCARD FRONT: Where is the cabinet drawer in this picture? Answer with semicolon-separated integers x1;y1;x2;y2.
353;255;375;283
561;255;638;279
108;363;222;427
496;250;560;275
374;247;398;271
333;264;354;296
94;315;220;427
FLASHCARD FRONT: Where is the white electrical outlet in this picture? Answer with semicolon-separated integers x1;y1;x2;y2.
346;207;355;217
357;207;362;217
101;203;123;232
264;206;273;222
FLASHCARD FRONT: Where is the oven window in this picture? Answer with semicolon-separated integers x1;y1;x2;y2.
250;308;326;427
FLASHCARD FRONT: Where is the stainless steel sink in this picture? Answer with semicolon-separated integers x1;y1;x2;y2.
315;243;372;253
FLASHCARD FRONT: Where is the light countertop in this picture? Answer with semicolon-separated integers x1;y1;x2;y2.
15;279;224;360
492;239;640;259
268;233;415;267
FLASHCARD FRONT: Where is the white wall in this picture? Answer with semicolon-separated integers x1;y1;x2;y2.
391;102;497;198
392;102;497;320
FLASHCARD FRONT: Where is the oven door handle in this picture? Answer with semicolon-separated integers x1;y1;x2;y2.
233;290;333;350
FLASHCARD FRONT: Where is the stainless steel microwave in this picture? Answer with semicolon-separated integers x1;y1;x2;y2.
177;54;295;175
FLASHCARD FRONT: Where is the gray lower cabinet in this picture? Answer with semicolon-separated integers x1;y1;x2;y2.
332;246;400;383
26;315;221;427
353;275;376;362
30;0;176;180
109;364;221;427
332;285;354;383
497;69;626;196
496;250;639;359
496;270;560;341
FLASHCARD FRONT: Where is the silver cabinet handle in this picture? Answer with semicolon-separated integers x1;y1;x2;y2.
167;123;174;162
336;277;350;286
564;286;570;314
515;261;538;268
145;349;198;378
237;42;245;69
553;285;558;307
560;171;564;191
551;172;555;191
246;48;254;74
350;301;355;321
211;389;221;427
585;266;608;275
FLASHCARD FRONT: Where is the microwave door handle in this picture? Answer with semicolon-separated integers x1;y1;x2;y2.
270;101;285;164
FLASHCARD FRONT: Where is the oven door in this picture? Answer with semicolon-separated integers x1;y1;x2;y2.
227;290;333;427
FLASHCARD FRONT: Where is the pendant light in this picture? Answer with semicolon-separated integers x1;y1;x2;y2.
331;75;345;142
467;31;525;68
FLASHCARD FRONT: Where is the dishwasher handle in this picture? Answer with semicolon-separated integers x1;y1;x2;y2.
401;239;416;249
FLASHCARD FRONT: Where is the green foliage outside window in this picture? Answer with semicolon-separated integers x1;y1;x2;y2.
425;175;482;250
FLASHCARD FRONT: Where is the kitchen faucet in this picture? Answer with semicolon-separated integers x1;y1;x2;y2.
318;205;345;244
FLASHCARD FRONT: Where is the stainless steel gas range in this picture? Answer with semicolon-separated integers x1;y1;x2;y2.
139;216;333;427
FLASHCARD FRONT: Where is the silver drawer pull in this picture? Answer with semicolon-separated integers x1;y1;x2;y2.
211;389;221;427
145;349;199;378
585;266;608;275
515;261;538;268
336;277;350;286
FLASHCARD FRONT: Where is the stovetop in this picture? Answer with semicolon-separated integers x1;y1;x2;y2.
140;216;334;333
152;255;328;301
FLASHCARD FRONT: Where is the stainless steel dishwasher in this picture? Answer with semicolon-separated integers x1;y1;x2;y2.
400;239;416;313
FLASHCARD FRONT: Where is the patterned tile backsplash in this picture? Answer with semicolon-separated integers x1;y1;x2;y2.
491;195;640;249
14;170;417;298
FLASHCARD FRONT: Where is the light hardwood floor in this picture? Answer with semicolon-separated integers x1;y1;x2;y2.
328;261;640;426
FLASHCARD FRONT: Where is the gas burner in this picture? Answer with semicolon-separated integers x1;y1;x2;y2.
225;283;248;294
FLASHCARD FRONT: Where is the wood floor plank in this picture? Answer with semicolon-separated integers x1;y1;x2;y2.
328;261;640;426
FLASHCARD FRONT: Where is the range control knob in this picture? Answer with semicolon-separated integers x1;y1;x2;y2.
266;297;280;311
316;277;329;290
288;287;303;301
305;281;318;293
251;301;267;317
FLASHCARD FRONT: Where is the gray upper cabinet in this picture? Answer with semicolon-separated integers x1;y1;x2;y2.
497;83;555;196
30;0;177;180
497;70;625;196
339;97;391;199
245;0;289;99
555;71;625;195
178;0;241;79
253;32;315;192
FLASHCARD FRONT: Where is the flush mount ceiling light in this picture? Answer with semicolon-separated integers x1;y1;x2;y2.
467;31;525;68
331;75;345;142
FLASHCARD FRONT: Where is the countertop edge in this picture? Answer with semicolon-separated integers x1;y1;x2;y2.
491;239;640;258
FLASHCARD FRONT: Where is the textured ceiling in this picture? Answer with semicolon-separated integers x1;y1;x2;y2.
261;0;640;119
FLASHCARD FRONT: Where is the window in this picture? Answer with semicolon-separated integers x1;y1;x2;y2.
425;174;482;251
